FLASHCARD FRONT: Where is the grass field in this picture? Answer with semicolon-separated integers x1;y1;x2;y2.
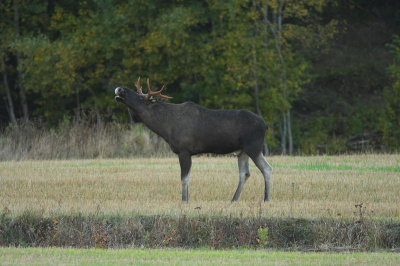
1;154;399;220
1;248;399;265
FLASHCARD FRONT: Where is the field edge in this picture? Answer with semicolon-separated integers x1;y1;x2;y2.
1;213;399;251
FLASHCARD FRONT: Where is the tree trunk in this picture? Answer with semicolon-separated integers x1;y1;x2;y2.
259;2;271;156
263;140;270;156
278;0;284;31
252;43;270;156
95;104;102;128
281;112;287;155
251;9;270;157
1;53;17;124
261;2;269;48
14;0;29;122
265;3;291;155
287;109;293;155
75;86;81;123
252;43;262;118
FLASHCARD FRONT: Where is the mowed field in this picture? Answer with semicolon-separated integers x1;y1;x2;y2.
0;154;399;220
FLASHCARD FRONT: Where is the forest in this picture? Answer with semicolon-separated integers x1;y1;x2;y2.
1;0;400;155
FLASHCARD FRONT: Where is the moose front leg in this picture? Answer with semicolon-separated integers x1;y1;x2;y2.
179;153;192;202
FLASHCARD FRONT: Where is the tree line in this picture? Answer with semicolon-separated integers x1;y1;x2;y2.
1;0;399;154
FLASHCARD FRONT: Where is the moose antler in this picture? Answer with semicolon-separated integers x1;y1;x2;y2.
135;77;145;95
135;77;172;100
145;78;173;100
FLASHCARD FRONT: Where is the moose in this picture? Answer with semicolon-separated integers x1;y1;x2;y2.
115;78;273;202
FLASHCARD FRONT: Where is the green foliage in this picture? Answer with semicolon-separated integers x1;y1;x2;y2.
257;227;269;246
1;0;399;153
383;35;400;147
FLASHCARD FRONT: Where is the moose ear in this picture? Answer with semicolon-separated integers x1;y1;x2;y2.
150;97;157;103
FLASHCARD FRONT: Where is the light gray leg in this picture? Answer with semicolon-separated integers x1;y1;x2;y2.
231;151;251;202
179;153;192;202
251;152;273;202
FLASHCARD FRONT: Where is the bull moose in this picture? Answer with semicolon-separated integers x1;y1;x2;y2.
114;78;273;202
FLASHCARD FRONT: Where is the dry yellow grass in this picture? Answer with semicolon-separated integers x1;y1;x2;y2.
0;154;399;220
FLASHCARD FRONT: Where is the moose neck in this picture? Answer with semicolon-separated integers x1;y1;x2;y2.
134;101;174;141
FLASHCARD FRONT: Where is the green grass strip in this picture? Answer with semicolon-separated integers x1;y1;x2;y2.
58;161;400;173
273;163;400;172
1;248;399;266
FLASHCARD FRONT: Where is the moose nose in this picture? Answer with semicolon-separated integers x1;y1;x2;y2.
115;87;123;96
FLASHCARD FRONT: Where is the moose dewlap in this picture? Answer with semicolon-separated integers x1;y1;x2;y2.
115;77;273;202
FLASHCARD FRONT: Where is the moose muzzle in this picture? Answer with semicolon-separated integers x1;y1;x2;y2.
115;87;125;103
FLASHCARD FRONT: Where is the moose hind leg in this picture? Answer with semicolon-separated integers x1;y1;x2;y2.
231;151;251;202
251;152;273;202
179;153;192;202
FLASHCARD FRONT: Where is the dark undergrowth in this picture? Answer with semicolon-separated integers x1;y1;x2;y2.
1;212;399;251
